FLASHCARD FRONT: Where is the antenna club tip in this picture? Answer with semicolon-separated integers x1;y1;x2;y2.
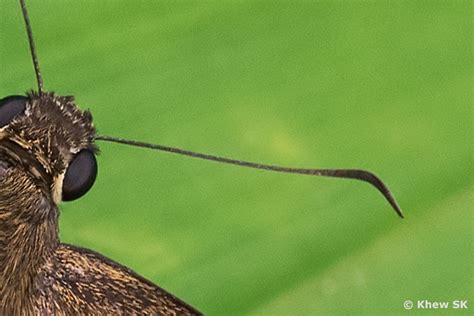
392;205;404;219
390;203;404;219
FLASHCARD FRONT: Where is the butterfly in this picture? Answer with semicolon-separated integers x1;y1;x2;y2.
0;0;403;314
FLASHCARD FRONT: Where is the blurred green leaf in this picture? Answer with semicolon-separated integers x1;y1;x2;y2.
1;1;471;314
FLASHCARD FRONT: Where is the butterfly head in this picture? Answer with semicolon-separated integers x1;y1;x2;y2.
0;91;97;205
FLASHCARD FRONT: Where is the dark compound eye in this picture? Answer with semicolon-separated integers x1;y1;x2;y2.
0;95;28;127
62;149;97;201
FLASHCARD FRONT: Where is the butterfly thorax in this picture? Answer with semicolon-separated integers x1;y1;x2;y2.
0;166;58;313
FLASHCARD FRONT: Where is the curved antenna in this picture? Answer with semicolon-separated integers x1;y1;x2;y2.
19;0;44;95
96;135;404;218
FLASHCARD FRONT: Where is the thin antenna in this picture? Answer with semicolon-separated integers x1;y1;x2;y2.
96;135;404;218
19;0;44;95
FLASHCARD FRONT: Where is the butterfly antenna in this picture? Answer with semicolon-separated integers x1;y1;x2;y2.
19;0;44;95
96;135;404;218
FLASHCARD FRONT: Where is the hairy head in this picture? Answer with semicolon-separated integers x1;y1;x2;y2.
0;91;97;205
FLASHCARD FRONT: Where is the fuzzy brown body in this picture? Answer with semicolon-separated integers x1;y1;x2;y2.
0;93;201;314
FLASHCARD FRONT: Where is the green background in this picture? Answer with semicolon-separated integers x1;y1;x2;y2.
1;1;472;314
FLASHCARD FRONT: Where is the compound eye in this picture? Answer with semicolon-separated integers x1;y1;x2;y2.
0;95;27;127
62;149;98;201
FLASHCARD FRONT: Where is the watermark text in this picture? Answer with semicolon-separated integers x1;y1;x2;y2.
403;299;468;310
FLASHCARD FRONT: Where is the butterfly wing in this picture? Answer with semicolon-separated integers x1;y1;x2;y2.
37;243;202;315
